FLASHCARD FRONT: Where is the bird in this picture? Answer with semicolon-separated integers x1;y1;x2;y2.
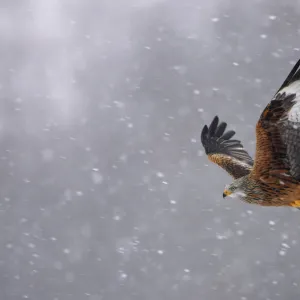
201;59;300;209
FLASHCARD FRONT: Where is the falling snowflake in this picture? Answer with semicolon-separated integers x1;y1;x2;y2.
156;172;165;178
63;248;70;254
268;15;277;20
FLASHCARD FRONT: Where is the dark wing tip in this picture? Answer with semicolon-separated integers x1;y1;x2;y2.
201;116;254;166
276;58;300;93
215;122;227;138
222;130;235;140
208;115;219;136
201;125;208;145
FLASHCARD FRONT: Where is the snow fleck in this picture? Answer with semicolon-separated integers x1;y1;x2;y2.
117;247;125;254
28;243;36;249
246;210;253;215
272;52;280;58
157;249;164;255
269;220;275;226
187;33;198;40
268;15;277;20
113;101;125;108
118;271;128;280
211;17;219;22
170;200;176;204
63;248;70;254
279;250;286;256
193;89;200;95
6;243;13;249
76;191;83;196
184;268;190;273
233;62;239;66
260;34;267;39
216;232;231;240
236;230;244;236
156;172;165;178
173;65;187;75
255;78;262;84
113;215;121;221
281;243;290;249
127;123;133;128
197;108;204;112
191;138;197;143
119;154;127;162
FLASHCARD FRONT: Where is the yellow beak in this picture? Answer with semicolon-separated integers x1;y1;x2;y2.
223;189;232;198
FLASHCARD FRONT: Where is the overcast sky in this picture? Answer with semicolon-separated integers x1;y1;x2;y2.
1;1;300;299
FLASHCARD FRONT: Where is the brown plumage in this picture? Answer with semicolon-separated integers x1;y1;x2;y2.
201;59;300;209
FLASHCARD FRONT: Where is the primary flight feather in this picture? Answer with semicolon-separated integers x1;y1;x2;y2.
201;59;300;208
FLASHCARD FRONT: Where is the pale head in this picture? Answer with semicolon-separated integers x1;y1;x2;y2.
223;177;247;200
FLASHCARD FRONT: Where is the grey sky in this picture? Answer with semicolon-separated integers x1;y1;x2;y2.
1;1;300;299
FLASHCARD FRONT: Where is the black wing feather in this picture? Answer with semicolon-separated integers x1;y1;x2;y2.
208;116;219;136
215;122;227;138
201;116;254;166
276;58;300;94
222;130;235;140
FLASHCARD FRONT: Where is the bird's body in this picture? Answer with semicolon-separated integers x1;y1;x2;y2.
201;59;300;208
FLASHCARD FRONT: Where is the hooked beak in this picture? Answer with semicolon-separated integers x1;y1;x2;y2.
223;189;232;198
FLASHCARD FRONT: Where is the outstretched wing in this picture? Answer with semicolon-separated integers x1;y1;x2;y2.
252;59;300;182
201;116;254;179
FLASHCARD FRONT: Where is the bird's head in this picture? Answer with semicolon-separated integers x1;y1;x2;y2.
223;177;247;200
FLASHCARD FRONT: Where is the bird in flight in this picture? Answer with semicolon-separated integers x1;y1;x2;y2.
201;59;300;208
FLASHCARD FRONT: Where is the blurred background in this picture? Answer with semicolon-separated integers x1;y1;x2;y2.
1;0;300;299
